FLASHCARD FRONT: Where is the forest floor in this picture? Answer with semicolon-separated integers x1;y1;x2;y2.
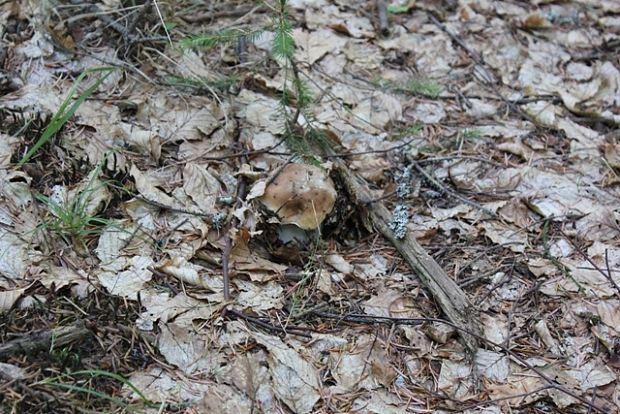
0;0;619;413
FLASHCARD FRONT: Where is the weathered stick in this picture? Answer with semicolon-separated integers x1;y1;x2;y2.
0;322;90;359
333;160;482;354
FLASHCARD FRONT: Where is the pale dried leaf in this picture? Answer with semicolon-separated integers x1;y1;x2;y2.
230;240;287;282
0;286;28;311
0;362;27;380
157;256;223;291
158;322;224;375
487;376;546;407
130;165;176;207
475;350;510;382
352;390;407;414
97;255;153;299
183;162;222;213
124;367;210;403
95;222;137;264
597;300;620;330
324;254;354;274
251;331;321;414
437;360;474;399
294;28;347;64
235;279;284;311
0;231;31;282
481;221;529;253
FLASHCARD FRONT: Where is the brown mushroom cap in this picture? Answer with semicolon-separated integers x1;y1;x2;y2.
259;163;337;230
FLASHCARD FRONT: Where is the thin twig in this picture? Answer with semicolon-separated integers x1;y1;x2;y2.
408;157;498;218
225;309;312;338
152;0;172;48
220;176;246;302
418;155;506;168
222;233;233;302
199;135;289;161
560;228;620;299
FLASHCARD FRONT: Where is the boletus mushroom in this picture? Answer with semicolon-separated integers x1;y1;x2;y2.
260;163;337;230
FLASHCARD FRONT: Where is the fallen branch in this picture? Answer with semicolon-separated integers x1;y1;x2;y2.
0;322;90;359
331;155;483;354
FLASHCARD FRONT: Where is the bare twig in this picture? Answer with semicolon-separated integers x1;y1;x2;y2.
408;157;498;218
220;176;246;301
331;158;483;354
418;155;506;169
225;309;312;338
222;233;233;302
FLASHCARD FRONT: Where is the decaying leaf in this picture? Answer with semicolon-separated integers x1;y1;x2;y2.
250;331;321;414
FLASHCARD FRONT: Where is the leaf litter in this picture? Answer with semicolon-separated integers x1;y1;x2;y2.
0;0;619;413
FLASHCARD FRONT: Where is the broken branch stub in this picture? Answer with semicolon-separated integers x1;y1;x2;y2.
260;163;337;230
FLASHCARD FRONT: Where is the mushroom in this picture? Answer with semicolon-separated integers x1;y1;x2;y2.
259;163;337;230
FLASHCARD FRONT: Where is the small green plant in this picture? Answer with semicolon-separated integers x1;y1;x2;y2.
395;78;444;98
388;4;411;13
37;170;112;253
50;346;82;371
396;123;424;138
373;77;443;98
461;128;482;141
18;67;114;167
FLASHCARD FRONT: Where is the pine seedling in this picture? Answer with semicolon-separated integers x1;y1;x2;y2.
181;0;317;150
181;28;265;49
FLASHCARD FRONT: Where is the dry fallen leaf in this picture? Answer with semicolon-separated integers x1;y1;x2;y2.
250;330;321;414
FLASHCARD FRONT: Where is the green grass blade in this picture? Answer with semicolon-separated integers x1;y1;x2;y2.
70;369;152;404
44;382;131;408
18;67;114;167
